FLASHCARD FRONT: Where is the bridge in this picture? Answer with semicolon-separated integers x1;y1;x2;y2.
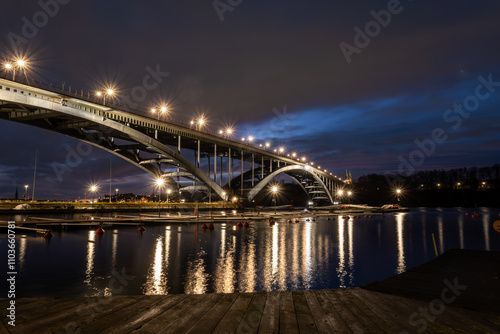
0;75;344;205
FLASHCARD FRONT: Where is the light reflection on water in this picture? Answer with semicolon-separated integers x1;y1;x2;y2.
3;207;500;297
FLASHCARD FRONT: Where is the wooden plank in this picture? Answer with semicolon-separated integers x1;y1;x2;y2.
330;289;382;333
351;289;413;333
0;317;10;334
212;293;253;334
83;295;180;334
163;293;225;334
257;292;280;334
15;296;142;333
278;291;299;334
302;290;336;334
132;294;206;333
186;293;239;334
235;291;267;334
312;289;352;333
291;291;317;334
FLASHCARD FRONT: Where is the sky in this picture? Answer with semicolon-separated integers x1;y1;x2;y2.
1;0;500;200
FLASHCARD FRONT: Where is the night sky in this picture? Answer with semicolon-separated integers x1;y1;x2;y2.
1;0;500;200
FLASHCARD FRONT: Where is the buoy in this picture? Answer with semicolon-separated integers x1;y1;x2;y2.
208;223;214;230
306;218;310;222
44;231;53;238
138;226;146;232
472;214;481;218
465;213;470;216
237;222;243;227
295;219;299;223
95;227;104;234
269;220;275;225
287;219;292;223
243;222;249;227
201;223;208;229
312;218;316;222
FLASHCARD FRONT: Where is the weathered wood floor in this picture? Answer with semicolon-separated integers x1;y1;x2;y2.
1;249;499;333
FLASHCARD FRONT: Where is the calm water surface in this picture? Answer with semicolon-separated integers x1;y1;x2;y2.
1;207;499;297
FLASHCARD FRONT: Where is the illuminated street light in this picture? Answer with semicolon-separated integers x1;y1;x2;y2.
247;135;254;142
156;178;164;217
95;88;115;106
271;185;279;214
166;188;172;207
115;188;119;202
151;104;168;120
278;147;284;154
292;152;297;158
24;185;28;201
301;157;306;162
265;142;270;148
396;188;402;202
4;58;27;81
89;184;99;206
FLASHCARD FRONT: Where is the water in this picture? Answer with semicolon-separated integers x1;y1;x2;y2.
2;207;499;297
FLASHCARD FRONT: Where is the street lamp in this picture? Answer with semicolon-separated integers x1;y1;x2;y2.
151;105;168;120
166;188;171;207
347;191;352;204
24;185;28;201
89;184;98;207
396;188;402;202
4;59;27;81
271;185;279;214
115;188;119;202
156;178;164;217
95;88;115;106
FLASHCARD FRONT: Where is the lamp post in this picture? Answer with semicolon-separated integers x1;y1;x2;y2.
95;88;114;106
4;59;27;81
166;188;171;209
115;188;119;202
337;189;343;203
156;178;164;217
151;105;168;120
271;186;278;214
347;191;352;204
89;185;98;208
396;188;402;203
24;185;28;201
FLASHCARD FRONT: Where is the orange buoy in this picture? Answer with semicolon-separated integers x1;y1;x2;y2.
208;223;214;230
306;218;310;222
201;223;208;229
44;231;53;238
312;218;316;222
269;220;275;225
237;222;243;227
95;227;104;234
287;219;292;223
138;226;146;232
295;219;299;223
243;222;249;227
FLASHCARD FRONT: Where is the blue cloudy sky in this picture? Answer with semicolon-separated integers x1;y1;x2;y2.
1;0;499;199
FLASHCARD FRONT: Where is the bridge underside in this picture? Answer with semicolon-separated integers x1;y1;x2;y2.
0;78;344;205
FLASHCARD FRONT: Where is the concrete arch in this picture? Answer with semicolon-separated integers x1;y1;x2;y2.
247;165;334;204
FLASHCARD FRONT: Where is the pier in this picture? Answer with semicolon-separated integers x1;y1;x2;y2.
1;249;499;333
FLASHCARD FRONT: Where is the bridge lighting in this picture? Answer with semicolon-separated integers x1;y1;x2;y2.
95;88;115;106
305;165;310;171
265;142;270;148
347;191;352;196
4;63;12;69
247;136;254;142
337;190;343;196
301;157;306;162
259;144;263;147
292;152;297;158
17;59;26;67
273;149;277;152
278;147;284;153
219;130;223;134
241;137;245;141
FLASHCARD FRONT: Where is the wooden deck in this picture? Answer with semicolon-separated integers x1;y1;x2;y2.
1;249;499;333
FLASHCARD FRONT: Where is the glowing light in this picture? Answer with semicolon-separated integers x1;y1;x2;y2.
265;142;270;148
292;152;297;157
396;189;401;194
271;186;278;193
4;63;12;69
107;89;114;95
156;178;164;187
301;157;306;162
160;106;167;113
337;190;344;196
248;136;254;142
241;137;245;141
17;59;26;67
278;147;284;153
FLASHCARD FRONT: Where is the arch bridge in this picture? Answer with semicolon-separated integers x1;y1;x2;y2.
0;76;344;205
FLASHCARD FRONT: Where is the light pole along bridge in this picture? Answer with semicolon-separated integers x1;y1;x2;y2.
0;76;344;205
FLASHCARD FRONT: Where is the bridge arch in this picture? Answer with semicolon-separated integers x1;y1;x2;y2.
247;165;335;204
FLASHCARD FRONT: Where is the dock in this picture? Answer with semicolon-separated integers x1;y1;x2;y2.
1;249;499;333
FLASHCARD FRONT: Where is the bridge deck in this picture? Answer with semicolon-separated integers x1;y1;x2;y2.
2;249;499;333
